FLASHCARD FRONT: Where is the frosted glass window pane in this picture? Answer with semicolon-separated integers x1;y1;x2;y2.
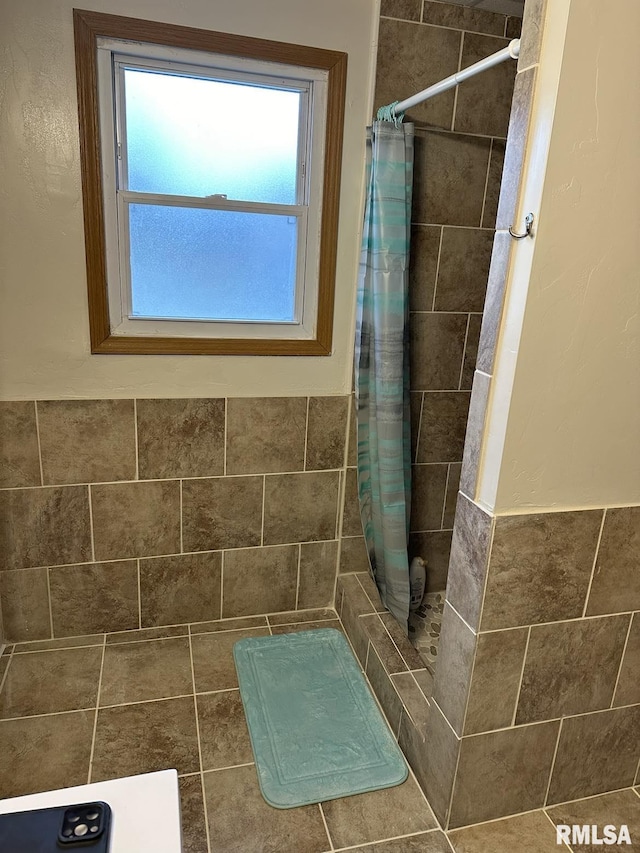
124;69;300;204
128;204;298;322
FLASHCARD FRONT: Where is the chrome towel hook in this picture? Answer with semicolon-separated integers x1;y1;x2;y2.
509;212;535;239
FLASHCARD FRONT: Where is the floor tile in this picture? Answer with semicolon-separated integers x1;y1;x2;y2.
0;646;102;718
546;789;640;852
348;831;452;852
322;776;437;849
197;690;253;770
203;765;330;853
91;696;199;781
191;627;270;692
448;811;560;852
0;710;94;798
99;637;193;706
178;774;209;853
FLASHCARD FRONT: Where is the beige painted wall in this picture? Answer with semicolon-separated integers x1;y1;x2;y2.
479;0;640;512
0;0;378;399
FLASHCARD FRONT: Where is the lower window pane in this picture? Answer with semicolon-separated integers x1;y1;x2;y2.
128;204;298;322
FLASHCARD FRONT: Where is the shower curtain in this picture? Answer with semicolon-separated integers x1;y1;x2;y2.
354;114;414;630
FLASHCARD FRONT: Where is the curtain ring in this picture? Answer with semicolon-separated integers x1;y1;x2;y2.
509;212;535;239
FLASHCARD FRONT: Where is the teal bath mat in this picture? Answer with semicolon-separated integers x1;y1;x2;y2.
233;628;407;809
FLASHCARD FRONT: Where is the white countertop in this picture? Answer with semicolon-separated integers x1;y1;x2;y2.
0;770;182;852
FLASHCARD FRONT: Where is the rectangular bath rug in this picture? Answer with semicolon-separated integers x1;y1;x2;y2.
233;627;407;808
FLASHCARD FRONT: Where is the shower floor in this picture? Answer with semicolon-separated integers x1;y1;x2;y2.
408;590;445;671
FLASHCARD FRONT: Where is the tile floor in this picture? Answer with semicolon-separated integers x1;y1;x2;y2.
0;608;638;852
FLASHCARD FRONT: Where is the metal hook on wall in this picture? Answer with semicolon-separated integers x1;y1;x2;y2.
509;212;535;240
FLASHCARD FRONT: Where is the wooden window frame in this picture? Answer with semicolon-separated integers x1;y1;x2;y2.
73;9;347;355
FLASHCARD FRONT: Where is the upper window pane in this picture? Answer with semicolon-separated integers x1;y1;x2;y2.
122;67;301;204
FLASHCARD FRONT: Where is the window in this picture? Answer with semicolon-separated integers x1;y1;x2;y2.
73;10;347;354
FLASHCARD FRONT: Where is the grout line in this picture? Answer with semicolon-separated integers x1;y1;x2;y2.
201;762;254;776
86;633;107;784
543;811;574;851
431;227;445;312
303;396;310;471
581;509;606;617
260;476;266;546
179;480;184;554
510;625;531;726
136;559;142;629
479;138;494;228
440;464;451;530
609;614;633;709
87;485;96;563
133;399;139;480
33;401;45;486
445;600;478;637
45;567;55;639
414;392;425;464
294;544;301;610
450;31;465;132
334;828;445;852
477;607;640;635
457;314;472;390
223;397;227;477
543;719;564;807
318;803;335;852
187;629;212;853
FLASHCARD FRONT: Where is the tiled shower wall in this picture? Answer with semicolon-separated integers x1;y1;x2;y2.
348;0;520;592
0;396;352;642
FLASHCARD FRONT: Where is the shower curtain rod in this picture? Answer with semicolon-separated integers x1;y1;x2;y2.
393;38;520;114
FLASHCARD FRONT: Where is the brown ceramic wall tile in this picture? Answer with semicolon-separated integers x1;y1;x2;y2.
410;391;423;463
516;615;630;724
268;608;335;626
417;392;470;463
263;471;339;545
108;625;187;644
586;506;640;615
91;696;199;781
341;468;362;537
0;710;94;798
361;613;407;674
321;776;437;849
459;370;490;498
446;494;493;630
413;131;492;226
339;535;371;574
347;396;358;467
0;646;101;718
481;509;604;631
380;0;420;21
476;232;512;373
297;540;338;609
339;597;369;665
374;19;460;129
410;313;468;391
409;225;441;311
92;480;180;561
226;397;306;475
546;789;640;851
380;612;425;670
140;552;222;627
614;612;640;707
547;705;640;804
409;530;453;593
50;560;138;636
481;139;505;228
190;615;267;635
0;485;91;570
464;627;528;734
410;464;448;532
337;574;377;618
365;645;403;734
454;34;516;138
222;545;298;617
13;634;102;653
505;17;523;39
496;67;537;231
443;463;461;528
197;689;252;770
37;399;135;485
461;316;482;390
449;720;560;827
182;476;262;553
449;810;558;853
0;401;40;488
305;397;348;471
99;637;192;706
432;603;476;735
517;0;546;70
136;398;224;479
203;765;329;853
422;2;505;36
399;701;460;826
391;672;431;727
0;567;51;641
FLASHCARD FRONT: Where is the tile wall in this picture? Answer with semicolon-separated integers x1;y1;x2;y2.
344;0;520;593
0;396;352;642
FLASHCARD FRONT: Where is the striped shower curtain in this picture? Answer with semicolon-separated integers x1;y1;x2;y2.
354;118;414;631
